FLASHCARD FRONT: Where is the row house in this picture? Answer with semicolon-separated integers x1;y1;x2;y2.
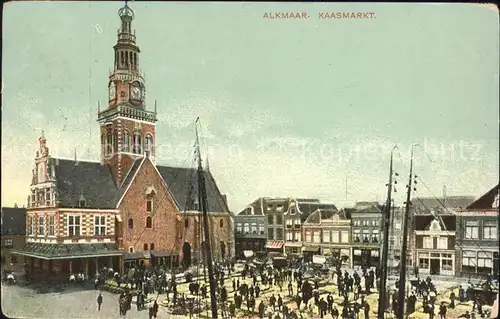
413;214;456;276
303;208;351;266
283;199;337;255
350;202;382;268
1;206;27;272
263;198;290;253
234;199;267;259
409;195;475;274
455;185;499;278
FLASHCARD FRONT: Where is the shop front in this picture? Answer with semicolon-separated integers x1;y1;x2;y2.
417;251;454;276
460;249;498;277
324;246;351;267
150;251;179;269
352;247;380;268
302;246;320;263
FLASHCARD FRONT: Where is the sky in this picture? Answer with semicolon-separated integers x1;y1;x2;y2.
2;2;499;212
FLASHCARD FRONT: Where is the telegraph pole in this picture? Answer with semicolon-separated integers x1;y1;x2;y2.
378;146;397;319
195;118;218;318
397;145;416;319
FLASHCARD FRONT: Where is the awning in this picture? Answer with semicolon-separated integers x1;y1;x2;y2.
150;251;177;258
124;252;146;260
11;242;123;260
303;246;320;253
266;241;284;249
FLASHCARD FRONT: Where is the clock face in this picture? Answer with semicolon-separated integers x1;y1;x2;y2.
109;82;116;100
131;86;141;100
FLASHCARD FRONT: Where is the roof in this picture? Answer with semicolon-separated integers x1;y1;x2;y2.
1;207;27;236
53;158;119;209
156;165;230;213
296;202;338;221
12;242;122;259
304;208;346;224
51;157;230;213
412;196;475;214
466;185;499;210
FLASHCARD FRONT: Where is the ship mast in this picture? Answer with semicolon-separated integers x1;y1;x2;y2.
195;117;218;318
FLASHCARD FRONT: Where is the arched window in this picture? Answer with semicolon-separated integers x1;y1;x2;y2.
220;218;224;228
106;130;113;155
143;243;148;251
128;218;133;229
184;218;189;229
145;134;153;156
146;216;152;228
123;130;130;152
150;243;155;250
133;132;142;154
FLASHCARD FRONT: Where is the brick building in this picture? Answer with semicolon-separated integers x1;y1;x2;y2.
1;206;26;272
12;3;232;278
455;185;499;278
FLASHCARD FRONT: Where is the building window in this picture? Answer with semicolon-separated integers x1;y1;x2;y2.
144;243;148;250
286;219;293;228
123;130;130;152
442;258;453;271
243;223;250;234
268;215;274;225
276;228;283;240
3;239;13;247
483;221;497;240
146;216;152;228
372;220;377;226
295;219;301;228
395;222;401;230
133;131;142;154
48;216;55;236
465;221;479;239
220;219;224;228
462;250;476;273
353;230;361;243
286;231;293;241
477;251;493;273
362;230;370;243
128;218;134;229
371;230;379;243
145;134;153;155
68;216;81;237
418;253;429;269
184;218;189;228
276;214;283;225
437;237;448;250
341;231;349;243
150;243;155;250
251;223;257;234
146;198;153;213
28;216;34;235
129;247;134;253
45;188;51;203
268;227;274;240
259;224;265;235
313;231;321;243
323;230;331;243
236;223;242;233
305;230;312;243
296;231;302;242
332;231;340;243
423;237;433;249
94;216;106;235
38;216;45;235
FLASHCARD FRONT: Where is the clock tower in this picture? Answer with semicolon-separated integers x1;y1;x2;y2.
97;2;158;186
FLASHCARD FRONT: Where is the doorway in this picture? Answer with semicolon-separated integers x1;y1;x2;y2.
183;242;192;268
430;259;440;275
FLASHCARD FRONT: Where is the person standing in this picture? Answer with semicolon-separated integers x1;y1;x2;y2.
97;292;103;311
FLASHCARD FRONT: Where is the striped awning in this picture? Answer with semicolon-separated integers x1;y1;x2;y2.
266;241;284;249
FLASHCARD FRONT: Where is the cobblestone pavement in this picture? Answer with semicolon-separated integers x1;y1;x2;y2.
1;283;169;319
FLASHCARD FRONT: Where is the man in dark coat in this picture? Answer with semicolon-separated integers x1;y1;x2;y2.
97;292;103;311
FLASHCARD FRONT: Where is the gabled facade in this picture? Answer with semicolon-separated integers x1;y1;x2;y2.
1;206;27;272
13;3;233;278
455;185;499;278
303;208;351;265
414;217;456;276
234;199;267;259
263;197;290;253
283;198;337;255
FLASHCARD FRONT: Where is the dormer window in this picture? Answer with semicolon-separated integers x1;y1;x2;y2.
78;195;85;208
429;219;441;232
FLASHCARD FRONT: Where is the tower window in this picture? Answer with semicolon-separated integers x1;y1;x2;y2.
145;134;153;156
185;218;189;229
133;132;142;154
106;130;113;155
150;243;155;250
143;243;148;251
146;216;152;228
220;218;224;228
123;130;130;152
147;197;153;213
128;218;133;229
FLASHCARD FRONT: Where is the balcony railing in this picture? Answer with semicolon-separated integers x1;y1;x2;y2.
98;104;157;123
